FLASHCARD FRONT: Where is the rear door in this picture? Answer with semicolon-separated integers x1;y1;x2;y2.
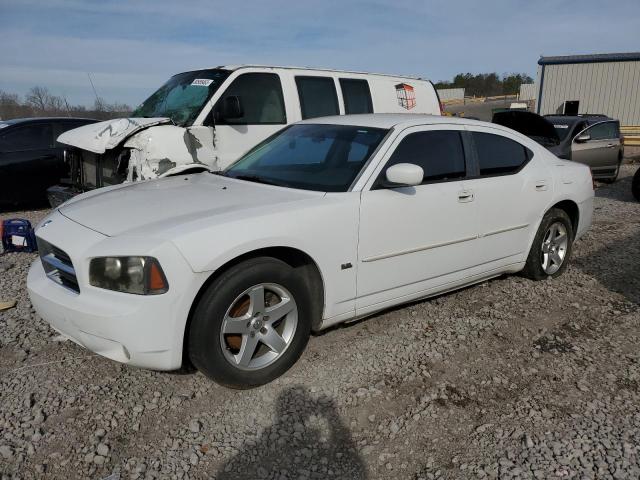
572;121;620;171
464;126;552;269
0;123;55;204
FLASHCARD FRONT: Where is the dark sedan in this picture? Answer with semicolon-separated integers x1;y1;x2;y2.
0;117;97;208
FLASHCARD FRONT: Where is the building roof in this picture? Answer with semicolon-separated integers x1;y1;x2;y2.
538;52;640;65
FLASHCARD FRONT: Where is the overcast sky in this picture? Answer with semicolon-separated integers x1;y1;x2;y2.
1;0;639;107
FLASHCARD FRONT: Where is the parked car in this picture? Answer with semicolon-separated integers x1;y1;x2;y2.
633;167;640;201
492;111;623;182
28;114;593;388
0;117;97;207
48;65;443;205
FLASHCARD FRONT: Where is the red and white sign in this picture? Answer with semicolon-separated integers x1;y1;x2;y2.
395;83;416;110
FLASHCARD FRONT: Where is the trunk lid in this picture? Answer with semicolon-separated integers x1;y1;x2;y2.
492;111;560;147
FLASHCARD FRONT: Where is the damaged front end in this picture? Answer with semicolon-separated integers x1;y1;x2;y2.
48;118;216;207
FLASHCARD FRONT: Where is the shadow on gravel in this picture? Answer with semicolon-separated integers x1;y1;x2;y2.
216;386;367;479
594;173;637;204
577;230;640;305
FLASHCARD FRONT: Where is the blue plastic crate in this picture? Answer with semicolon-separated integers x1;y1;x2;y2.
1;219;38;253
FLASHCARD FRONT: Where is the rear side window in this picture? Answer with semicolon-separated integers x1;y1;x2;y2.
473;132;530;176
339;78;373;114
0;124;53;151
381;130;466;185
586;121;619;140
215;73;286;125
295;76;339;119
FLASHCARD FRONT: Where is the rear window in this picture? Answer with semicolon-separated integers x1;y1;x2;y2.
473;132;530;176
339;78;373;114
0;124;53;151
295;76;339;119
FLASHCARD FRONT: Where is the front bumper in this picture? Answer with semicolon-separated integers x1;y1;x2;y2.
26;211;202;371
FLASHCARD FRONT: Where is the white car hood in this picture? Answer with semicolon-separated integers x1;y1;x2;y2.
58;173;324;237
57;117;172;154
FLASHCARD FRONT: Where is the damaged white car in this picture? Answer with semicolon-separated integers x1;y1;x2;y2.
48;65;442;205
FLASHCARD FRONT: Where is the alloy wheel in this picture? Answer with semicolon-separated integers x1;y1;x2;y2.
540;221;568;275
220;283;298;371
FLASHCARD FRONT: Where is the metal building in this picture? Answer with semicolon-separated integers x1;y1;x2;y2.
535;52;640;125
518;83;536;101
436;87;465;102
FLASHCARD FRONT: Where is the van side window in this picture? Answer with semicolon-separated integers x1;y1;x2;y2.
339;79;373;114
295;76;339;119
376;130;466;187
472;132;531;176
215;73;286;125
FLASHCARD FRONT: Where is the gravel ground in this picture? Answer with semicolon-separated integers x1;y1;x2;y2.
1;162;639;480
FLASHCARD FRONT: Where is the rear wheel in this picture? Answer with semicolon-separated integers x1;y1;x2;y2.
522;208;574;280
633;167;640;202
188;257;312;388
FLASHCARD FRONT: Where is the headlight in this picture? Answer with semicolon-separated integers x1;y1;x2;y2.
89;257;168;295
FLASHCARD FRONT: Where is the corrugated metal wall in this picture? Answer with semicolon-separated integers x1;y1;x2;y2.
518;83;537;101
437;88;465;101
536;61;640;125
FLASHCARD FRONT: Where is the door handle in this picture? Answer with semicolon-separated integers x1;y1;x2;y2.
535;182;548;191
457;190;474;202
606;143;616;148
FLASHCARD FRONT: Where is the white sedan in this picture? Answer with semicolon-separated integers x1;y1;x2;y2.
27;114;594;388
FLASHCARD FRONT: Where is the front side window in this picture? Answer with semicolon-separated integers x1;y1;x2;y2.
473;132;530;176
132;69;230;127
0;124;52;151
214;73;286;125
340;79;373;114
296;77;339;119
377;130;466;186
585;121;619;140
224;124;387;192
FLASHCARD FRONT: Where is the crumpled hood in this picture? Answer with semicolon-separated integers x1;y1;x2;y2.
58;173;324;237
492;111;560;146
57;117;172;154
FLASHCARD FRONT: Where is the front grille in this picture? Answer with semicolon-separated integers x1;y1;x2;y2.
37;238;80;294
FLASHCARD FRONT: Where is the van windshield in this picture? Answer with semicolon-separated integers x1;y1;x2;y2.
132;69;230;127
223;124;388;192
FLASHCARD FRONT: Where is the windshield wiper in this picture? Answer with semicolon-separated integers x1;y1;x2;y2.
231;174;283;187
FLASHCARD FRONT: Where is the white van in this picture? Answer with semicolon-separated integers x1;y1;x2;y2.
50;65;442;204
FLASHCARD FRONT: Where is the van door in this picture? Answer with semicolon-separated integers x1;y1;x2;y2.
207;72;288;169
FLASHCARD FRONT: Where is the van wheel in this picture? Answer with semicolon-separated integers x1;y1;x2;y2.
188;257;312;388
522;208;574;281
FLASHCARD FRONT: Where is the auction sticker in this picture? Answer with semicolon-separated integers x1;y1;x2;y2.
191;79;214;87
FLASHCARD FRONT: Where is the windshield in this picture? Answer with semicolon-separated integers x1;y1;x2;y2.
132;69;230;126
224;124;388;192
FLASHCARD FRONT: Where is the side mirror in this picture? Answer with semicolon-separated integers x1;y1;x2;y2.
219;96;244;120
575;134;591;143
385;163;424;187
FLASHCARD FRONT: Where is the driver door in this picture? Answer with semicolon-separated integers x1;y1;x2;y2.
206;72;289;169
572;121;620;170
356;125;478;313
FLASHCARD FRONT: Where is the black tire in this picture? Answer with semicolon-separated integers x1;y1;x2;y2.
522;208;574;281
632;168;640;202
188;256;312;388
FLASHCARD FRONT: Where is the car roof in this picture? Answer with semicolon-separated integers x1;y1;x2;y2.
545;114;612;125
297;113;497;130
0;117;98;126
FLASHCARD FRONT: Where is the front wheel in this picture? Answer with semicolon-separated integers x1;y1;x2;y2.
188;257;312;388
522;208;574;280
